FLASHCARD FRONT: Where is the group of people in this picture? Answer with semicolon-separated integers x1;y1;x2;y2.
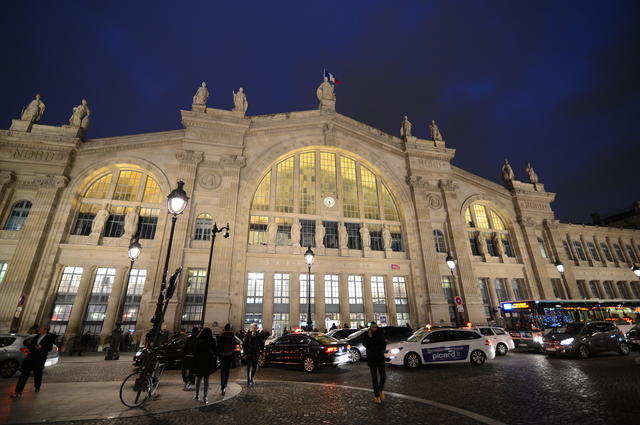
179;323;265;404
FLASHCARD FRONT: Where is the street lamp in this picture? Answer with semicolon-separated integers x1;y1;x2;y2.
304;246;315;331
631;264;640;278
201;222;231;328
445;253;463;327
149;181;189;348
554;257;569;299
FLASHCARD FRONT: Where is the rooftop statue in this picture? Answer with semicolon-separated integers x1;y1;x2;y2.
400;115;412;139
501;159;514;182
429;119;443;141
526;162;539;190
192;82;209;105
21;94;45;123
69;99;90;129
232;87;248;113
316;76;336;110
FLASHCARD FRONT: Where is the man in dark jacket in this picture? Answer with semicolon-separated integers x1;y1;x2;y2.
362;321;386;404
242;323;263;386
182;326;199;391
10;325;54;399
218;324;236;395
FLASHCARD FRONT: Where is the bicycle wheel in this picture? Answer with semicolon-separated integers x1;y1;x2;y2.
150;363;165;394
120;371;151;407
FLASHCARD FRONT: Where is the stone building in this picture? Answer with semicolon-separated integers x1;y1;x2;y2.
1;85;639;349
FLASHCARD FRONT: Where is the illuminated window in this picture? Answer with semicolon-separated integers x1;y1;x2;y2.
441;275;457;325
299;152;316;214
50;266;83;334
252;172;271;211
346;223;361;250
490;211;505;230
300;274;315;304
341;157;359;218
369;224;384;251
511;279;527;300
57;266;83;294
4;200;32;231
494;278;508;302
194;214;213;240
381;184;399;221
319;152;337;195
501;234;515;257
246;272;264;304
300;219;315;247
84;173;112;198
350;312;365;328
322;221;338;249
142;176;162;203
272;313;290;336
361;167;380;219
138;208;159;240
122;269;146;325
276;217;292;245
348;275;363;304
274;273;290;304
464;208;474;227
113;170;142;201
83;267;116;334
249;216;268;245
485;234;498;256
103;206;129;238
71;204;100;236
370;276;386;304
91;268;116;295
396;312;410;327
393;276;408;304
472;205;490;229
275;158;294;213
325;274;340;305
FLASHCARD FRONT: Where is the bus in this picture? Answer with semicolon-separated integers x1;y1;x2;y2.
499;299;640;350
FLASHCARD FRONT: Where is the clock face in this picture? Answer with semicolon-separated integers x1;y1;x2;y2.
323;196;336;208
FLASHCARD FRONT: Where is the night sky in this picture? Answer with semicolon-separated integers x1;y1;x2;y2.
1;1;638;223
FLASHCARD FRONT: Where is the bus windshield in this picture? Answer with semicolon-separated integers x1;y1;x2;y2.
549;323;584;335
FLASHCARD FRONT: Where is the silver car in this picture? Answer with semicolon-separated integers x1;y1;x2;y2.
0;334;60;378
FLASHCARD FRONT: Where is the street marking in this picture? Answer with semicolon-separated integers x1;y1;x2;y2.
241;379;508;425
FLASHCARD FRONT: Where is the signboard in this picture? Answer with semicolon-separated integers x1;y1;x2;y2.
379;314;388;325
457;305;465;313
422;345;470;362
502;302;532;311
454;296;463;306
391;264;400;270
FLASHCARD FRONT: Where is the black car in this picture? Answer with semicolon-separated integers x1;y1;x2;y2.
133;334;243;368
542;321;630;359
344;326;413;363
326;328;358;340
258;332;349;373
626;325;640;349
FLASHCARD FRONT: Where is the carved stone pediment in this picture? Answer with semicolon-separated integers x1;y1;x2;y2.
176;150;204;164
438;179;459;192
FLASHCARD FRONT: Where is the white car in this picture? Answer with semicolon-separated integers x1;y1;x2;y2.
385;329;495;368
471;326;515;356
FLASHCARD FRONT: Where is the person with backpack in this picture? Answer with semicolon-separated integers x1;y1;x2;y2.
193;327;217;404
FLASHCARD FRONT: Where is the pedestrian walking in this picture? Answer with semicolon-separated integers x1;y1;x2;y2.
181;326;199;391
242;323;263;386
109;325;123;359
10;325;54;399
193;327;217;404
218;323;236;395
362;321;386;404
77;331;91;356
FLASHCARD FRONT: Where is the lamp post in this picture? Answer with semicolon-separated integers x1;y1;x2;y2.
445;252;463;327
304;246;315;331
201;222;231;328
554;257;569;299
116;238;142;331
632;264;640;278
149;181;189;348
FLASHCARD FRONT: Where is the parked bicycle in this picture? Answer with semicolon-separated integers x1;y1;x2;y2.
119;346;165;407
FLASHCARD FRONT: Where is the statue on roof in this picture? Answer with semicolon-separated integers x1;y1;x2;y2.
69;99;90;129
192;82;209;105
526;162;539;190
316;76;336;110
232;87;248;114
400;115;412;139
429;120;443;141
501;159;514;182
21;94;45;124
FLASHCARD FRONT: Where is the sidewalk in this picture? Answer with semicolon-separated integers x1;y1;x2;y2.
0;375;241;424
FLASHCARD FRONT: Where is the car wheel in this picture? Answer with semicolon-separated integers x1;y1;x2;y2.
303;356;316;373
348;348;361;363
0;359;19;378
403;352;421;369
619;342;630;356
258;353;267;368
470;350;486;366
578;344;590;359
496;343;508;356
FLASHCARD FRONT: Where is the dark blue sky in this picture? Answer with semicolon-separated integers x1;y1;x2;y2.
1;1;638;223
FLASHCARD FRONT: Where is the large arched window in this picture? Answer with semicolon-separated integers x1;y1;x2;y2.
71;167;163;239
249;150;403;252
4;200;32;231
463;203;515;258
194;214;213;240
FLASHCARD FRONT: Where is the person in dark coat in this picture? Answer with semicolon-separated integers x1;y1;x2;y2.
193;327;217;404
218;323;236;395
181;326;199;391
10;325;54;399
362;321;386;404
242;323;263;386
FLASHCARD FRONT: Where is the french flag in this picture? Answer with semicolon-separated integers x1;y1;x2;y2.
324;69;340;85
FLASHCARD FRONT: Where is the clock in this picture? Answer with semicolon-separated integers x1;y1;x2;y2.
323;196;336;208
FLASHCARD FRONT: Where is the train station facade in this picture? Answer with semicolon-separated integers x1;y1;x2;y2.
1;84;639;348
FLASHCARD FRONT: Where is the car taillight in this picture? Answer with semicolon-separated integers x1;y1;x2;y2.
235;344;241;352
485;339;492;346
55;346;59;353
346;344;350;349
20;347;29;355
324;346;338;354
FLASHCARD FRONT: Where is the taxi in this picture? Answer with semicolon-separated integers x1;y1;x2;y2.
385;328;495;368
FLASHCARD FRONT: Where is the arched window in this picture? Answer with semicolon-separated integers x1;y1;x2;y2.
433;229;447;253
194;214;213;240
71;167;163;239
4;200;32;231
463;204;515;258
248;150;403;252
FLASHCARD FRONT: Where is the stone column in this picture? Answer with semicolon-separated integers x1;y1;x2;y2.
505;278;516;300
487;277;501;319
64;266;97;345
100;267;129;345
0;171;16;219
290;274;300;328
262;273;274;332
384;274;397;325
339;273;350;327
361;274;373;324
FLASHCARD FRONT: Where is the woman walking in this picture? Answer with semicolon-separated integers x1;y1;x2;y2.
218;323;236;395
193;327;217;404
362;321;386;404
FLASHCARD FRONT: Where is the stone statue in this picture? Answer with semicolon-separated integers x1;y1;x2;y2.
501;159;514;182
429;120;443;141
339;222;348;248
315;222;326;248
123;207;139;239
400;115;412;139
382;224;392;250
21;94;45;123
192;82;209;105
69;99;90;129
526;162;539;190
494;234;504;256
91;205;109;237
291;219;301;247
316;76;336;109
266;220;277;245
359;223;370;249
232;87;248;113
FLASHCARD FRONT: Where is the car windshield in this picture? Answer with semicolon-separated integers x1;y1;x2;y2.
407;331;428;343
549;323;584;335
313;335;339;344
346;329;367;340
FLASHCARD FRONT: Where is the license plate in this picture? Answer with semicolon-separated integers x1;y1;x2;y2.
545;347;556;351
517;343;528;347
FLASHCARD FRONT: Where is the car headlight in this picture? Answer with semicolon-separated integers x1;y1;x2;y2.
135;351;142;357
533;336;544;344
390;347;402;355
560;338;574;346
